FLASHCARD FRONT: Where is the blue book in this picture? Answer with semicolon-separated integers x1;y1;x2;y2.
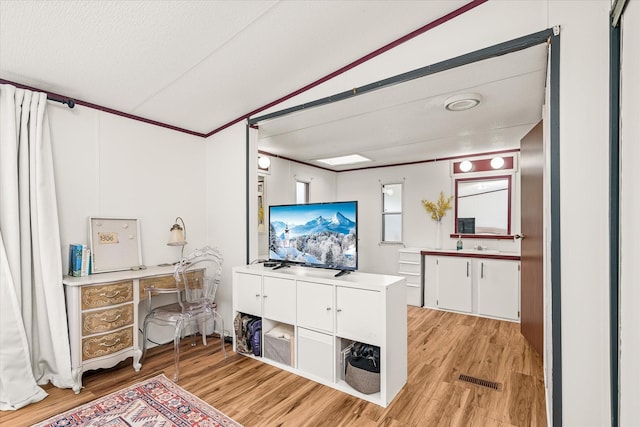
69;244;83;277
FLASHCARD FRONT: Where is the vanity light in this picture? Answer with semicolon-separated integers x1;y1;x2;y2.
258;156;271;169
444;93;482;112
491;156;505;169
459;160;473;172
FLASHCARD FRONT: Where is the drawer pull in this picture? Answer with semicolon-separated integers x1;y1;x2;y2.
99;337;121;348
100;314;122;323
100;290;121;298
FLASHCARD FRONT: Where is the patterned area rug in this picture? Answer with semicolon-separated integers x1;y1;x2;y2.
32;374;241;426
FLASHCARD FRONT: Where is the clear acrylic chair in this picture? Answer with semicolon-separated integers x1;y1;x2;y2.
141;246;227;381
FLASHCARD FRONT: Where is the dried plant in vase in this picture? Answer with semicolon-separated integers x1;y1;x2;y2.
421;191;453;223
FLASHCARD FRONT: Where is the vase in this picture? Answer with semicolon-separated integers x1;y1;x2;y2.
434;221;443;249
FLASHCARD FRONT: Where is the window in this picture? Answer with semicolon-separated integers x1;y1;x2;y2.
382;183;403;243
296;181;309;204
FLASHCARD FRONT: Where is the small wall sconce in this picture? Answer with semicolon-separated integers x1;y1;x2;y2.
167;217;187;259
258;156;271;172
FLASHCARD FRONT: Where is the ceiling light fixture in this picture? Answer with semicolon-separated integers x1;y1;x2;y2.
444;93;482;111
490;156;505;169
459;160;473;172
317;154;372;166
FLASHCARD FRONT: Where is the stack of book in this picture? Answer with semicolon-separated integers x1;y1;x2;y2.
69;244;91;277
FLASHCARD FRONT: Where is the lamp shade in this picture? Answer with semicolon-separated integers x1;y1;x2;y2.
167;217;187;246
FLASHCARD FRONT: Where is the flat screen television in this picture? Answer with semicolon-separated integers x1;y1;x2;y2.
268;201;357;276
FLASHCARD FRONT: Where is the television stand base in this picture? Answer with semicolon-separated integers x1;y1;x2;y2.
334;269;351;277
272;263;291;270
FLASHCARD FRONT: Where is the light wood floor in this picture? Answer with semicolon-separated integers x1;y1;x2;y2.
1;307;546;426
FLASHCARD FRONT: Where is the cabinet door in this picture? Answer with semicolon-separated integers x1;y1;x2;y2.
437;257;472;313
423;256;438;308
262;277;296;324
336;286;382;345
235;273;262;316
297;281;334;333
477;260;520;320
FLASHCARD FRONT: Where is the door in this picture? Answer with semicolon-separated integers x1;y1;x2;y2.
297;281;334;333
520;121;544;356
262;277;296;323
477;260;520;321
437;257;473;313
336;286;381;345
234;273;262;316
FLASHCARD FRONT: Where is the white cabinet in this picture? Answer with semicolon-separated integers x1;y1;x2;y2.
297;327;334;382
234;272;262;316
234;273;296;323
477;259;520;321
336;286;382;345
437;257;473;313
297;281;333;333
423;252;520;322
397;248;422;306
263;277;296;323
233;265;407;407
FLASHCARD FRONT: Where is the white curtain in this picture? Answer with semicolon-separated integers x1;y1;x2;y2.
0;84;73;410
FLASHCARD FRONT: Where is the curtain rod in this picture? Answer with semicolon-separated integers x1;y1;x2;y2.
48;96;75;108
1;79;75;108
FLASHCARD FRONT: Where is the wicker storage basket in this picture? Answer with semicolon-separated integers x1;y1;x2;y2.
345;359;380;394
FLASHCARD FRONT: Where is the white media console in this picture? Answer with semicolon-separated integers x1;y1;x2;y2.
232;264;407;407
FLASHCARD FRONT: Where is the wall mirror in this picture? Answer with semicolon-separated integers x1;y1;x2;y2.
454;176;512;238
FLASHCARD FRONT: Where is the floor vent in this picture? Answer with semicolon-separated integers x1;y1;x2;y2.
458;374;502;391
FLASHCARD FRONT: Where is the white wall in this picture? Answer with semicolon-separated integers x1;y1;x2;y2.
49;103;207;344
50;104;207;270
620;2;640;424
547;3;611;426
204;124;248;336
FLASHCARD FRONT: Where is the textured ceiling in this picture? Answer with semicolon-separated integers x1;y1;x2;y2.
0;0;467;134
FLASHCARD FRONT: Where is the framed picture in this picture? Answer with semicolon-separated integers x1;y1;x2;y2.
89;217;143;273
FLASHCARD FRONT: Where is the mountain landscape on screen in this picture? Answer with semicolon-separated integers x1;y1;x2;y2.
269;208;357;269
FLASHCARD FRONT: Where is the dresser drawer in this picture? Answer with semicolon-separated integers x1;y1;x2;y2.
398;250;421;263
398;261;421;275
139;270;202;300
81;281;133;310
82;327;133;361
82;304;134;336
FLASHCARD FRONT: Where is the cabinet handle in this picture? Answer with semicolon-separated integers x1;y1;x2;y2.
100;290;121;299
99;337;121;348
100;314;122;323
336;308;342;313
466;262;469;277
481;262;484;279
262;295;268;298
326;307;331;311
255;293;261;297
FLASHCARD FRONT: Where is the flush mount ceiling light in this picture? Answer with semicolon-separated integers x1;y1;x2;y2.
490;156;505;169
459;160;473;172
317;154;372;166
444;93;482;111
